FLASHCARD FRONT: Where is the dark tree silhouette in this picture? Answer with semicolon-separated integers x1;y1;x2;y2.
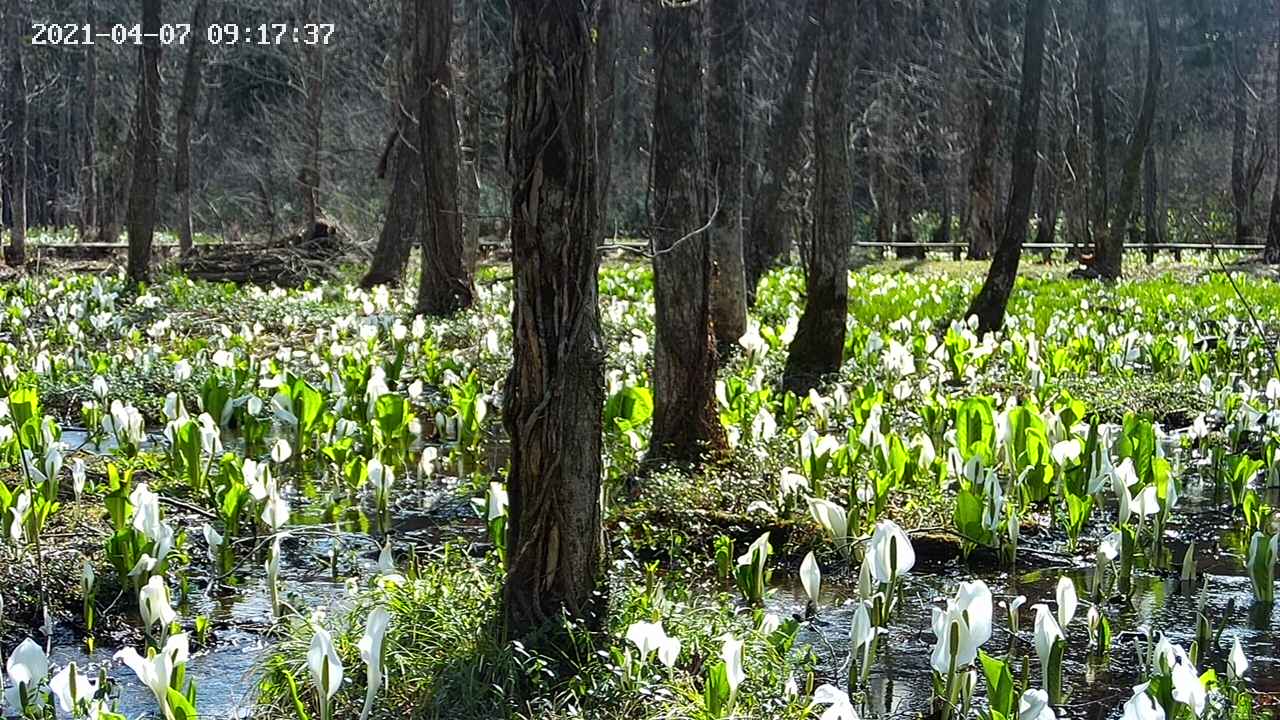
782;0;855;393
964;0;1049;332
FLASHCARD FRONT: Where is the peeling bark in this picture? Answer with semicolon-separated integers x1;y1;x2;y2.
503;0;605;641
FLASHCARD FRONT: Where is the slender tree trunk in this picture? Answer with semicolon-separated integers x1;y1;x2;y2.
6;0;28;267
707;0;748;350
1232;82;1250;246
79;0;98;242
964;0;1049;332
1088;0;1109;253
896;176;919;257
462;0;482;272
1142;136;1159;262
782;0;854;393
1266;0;1280;263
126;0;162;284
1034;136;1059;252
300;0;325;232
745;2;818;301
1096;0;1159;280
594;0;617;240
648;0;727;464
1035;58;1060;259
1231;7;1256;249
362;0;421;288
175;0;210;257
502;0;605;641
963;0;1007;261
413;0;474;316
362;132;422;288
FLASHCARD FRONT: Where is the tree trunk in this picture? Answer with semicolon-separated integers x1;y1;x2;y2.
300;1;325;232
1231;5;1257;250
745;2;819;301
1142;136;1159;263
1232;76;1250;246
79;0;98;242
462;0;482;272
502;0;605;641
1034;136;1059;251
594;0;617;239
6;0;28;267
648;0;727;464
1088;0;1109;253
1266;0;1280;263
99;113;128;245
896;176;921;258
126;0;163;284
1096;0;1159;280
175;0;210;257
963;0;1007;261
964;0;1049;332
362;133;422;288
1034;57;1060;259
413;0;474;316
782;0;854;393
362;0;422;288
707;0;748;350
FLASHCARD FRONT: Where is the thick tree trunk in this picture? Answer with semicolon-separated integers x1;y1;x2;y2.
502;0;605;641
175;0;210;257
413;0;474;316
6;0;28;267
745;2;819;301
362;0;421;289
782;0;854;393
707;0;748;350
648;0;727;464
80;0;98;242
125;0;162;284
1096;0;1159;280
963;0;1007;261
1266;0;1280;263
964;0;1048;332
1088;0;1109;252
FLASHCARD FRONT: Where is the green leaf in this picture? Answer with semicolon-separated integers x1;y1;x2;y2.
166;687;198;720
979;650;1015;717
604;386;653;434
